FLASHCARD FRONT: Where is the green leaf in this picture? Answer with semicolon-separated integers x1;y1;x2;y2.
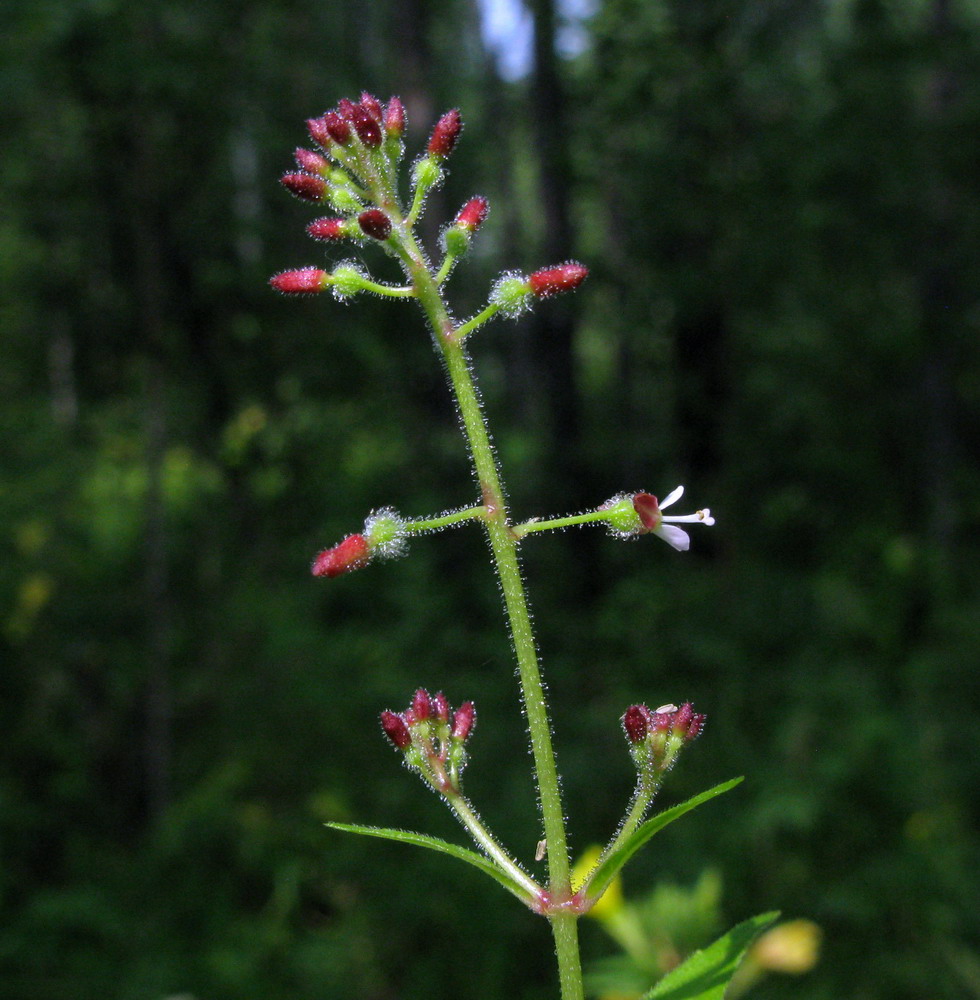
643;911;781;1000
588;778;743;900
327;823;536;906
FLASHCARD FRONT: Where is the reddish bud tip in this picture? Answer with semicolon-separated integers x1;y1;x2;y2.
351;105;383;147
384;96;406;138
324;111;351;145
306;117;332;148
674;702;706;741
381;710;412;749
337;98;357;120
451;701;476;741
456;196;489;233
311;533;371;577
412;688;432;721
280;171;327;202
270;267;330;295
623;705;652;743
528;262;589;298
632;493;661;533
432;691;450;723
307;217;348;241
428;108;462;157
294;147;329;175
358;208;392;240
360;92;383;122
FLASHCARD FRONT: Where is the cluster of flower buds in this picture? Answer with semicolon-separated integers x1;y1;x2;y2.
380;688;477;795
622;702;705;778
311;508;406;578
489;262;590;317
600;486;715;551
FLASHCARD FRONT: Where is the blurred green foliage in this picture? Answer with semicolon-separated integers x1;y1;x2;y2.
2;0;979;998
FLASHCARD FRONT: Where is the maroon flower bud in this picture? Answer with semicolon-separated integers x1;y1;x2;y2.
280;171;327;202
455;196;489;233
528;262;589;298
311;533;371;577
358;208;392;240
337;97;357;120
324;111;351;145
294;147;328;175
381;710;412;749
269;267;330;295
412;688;432;721
350;105;383;148
428;108;462;157
432;691;450;723
360;92;383;122
672;702;706;741
306;117;332;148
623;704;652;743
384;96;406;138
307;217;348;241
451;701;476;741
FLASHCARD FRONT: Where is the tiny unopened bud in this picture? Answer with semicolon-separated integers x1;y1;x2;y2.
307;217;350;241
358;208;392;240
336;98;357;120
351;104;383;147
311;533;371;577
451;701;476;741
306;116;332;148
384;96;405;138
294;147;328;175
432;691;450;723
324;111;351;145
528;262;589;298
428;108;462;157
270;267;330;295
280;171;327;202
381;710;412;750
623;705;652;744
412;688;432;722
456;196;489;233
360;92;383;122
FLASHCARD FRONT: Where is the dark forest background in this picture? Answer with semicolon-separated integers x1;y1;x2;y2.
2;0;979;997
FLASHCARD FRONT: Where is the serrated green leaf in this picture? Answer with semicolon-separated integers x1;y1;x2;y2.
643;911;781;1000
327;822;536;905
588;778;743;900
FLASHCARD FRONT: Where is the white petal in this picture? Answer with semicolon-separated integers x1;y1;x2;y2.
656;525;690;551
660;485;685;510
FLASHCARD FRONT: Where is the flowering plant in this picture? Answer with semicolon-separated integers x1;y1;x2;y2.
272;91;774;999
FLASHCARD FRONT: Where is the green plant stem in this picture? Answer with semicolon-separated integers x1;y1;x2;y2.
401;505;485;534
393;222;584;1000
513;509;609;537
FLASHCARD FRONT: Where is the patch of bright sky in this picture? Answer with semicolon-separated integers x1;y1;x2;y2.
476;0;597;81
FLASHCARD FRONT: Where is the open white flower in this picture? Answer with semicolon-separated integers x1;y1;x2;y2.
633;486;715;552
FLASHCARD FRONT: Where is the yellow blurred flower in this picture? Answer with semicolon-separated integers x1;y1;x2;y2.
571;845;624;921
750;919;822;974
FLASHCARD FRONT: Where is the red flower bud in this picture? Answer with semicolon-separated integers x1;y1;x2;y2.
384;96;405;138
311;533;371;577
358;208;392;240
360;92;383;122
294;147;328;175
432;691;450;723
411;688;432;721
307;217;348;241
337;98;357;120
528;262;589;298
323;111;351;145
351;105;383;147
269;267;330;294
306;117;332;148
673;702;706;741
623;705;652;743
451;701;476;741
280;171;327;202
381;710;412;749
428;108;462;157
455;196;489;233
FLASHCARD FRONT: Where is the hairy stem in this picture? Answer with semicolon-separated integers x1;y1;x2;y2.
393;221;583;999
